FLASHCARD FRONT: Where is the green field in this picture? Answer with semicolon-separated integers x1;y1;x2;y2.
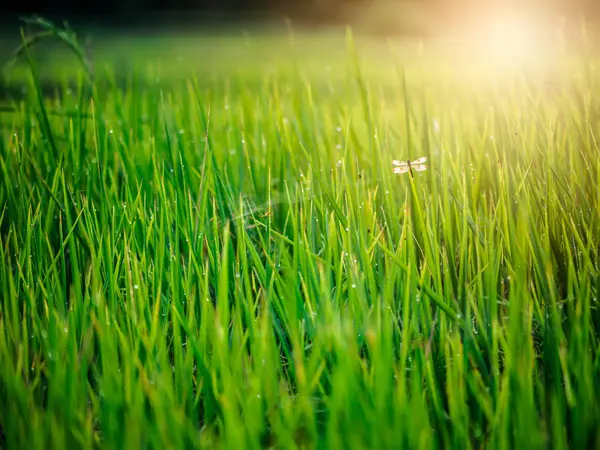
1;18;599;449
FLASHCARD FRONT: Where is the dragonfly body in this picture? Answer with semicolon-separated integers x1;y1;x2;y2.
392;156;427;177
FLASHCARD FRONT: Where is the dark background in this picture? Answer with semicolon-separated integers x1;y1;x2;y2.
3;0;339;25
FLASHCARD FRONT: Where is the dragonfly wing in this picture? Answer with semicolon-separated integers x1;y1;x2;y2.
392;160;408;166
393;166;411;174
411;156;427;164
412;164;427;172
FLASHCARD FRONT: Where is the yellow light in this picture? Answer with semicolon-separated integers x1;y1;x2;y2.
472;13;555;68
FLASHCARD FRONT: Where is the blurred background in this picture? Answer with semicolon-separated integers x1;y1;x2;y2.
1;0;600;36
1;0;599;103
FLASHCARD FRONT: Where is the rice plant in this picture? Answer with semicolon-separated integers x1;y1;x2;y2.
0;17;599;449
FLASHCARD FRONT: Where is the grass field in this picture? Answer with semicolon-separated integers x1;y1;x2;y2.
1;17;599;449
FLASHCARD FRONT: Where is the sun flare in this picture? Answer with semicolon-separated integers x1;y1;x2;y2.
469;12;558;68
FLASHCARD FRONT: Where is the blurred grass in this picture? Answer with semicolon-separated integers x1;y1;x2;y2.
0;17;599;449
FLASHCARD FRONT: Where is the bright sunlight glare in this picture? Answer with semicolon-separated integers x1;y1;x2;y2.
468;13;559;69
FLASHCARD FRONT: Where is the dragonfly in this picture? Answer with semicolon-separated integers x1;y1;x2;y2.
392;156;427;177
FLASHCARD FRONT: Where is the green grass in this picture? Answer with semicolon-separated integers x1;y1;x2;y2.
1;17;599;449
